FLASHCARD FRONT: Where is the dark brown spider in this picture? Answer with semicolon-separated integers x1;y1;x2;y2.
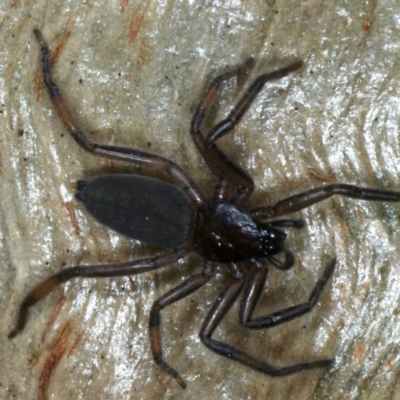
8;29;400;389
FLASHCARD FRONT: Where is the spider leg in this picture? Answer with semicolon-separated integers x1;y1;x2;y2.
8;248;187;339
269;219;304;229
190;59;255;196
191;60;303;201
200;262;333;378
250;208;304;228
254;184;400;218
267;251;295;270
149;264;214;389
33;29;204;206
240;257;336;329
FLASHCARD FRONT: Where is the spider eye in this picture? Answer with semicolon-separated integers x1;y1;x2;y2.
258;224;286;256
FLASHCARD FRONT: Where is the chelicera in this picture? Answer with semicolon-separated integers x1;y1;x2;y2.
9;29;400;389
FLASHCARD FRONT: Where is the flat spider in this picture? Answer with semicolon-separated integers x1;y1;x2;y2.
8;29;400;389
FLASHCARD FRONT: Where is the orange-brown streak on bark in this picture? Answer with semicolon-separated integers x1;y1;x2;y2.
128;276;137;292
10;0;19;8
107;159;116;173
133;40;148;82
307;168;335;183
37;322;72;400
65;201;80;235
129;0;149;43
68;328;84;357
266;389;274;400
51;14;75;67
121;0;129;13
41;294;66;343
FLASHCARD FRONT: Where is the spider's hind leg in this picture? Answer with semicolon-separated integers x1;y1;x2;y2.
149;263;215;389
33;29;204;206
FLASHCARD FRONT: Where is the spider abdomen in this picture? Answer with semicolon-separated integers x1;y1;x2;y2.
76;174;194;248
194;199;286;263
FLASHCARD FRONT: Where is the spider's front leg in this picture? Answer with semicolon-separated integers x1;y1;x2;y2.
251;184;400;219
190;59;303;201
200;259;335;377
240;258;336;329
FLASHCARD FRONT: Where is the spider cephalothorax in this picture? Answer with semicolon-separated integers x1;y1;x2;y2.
194;199;287;263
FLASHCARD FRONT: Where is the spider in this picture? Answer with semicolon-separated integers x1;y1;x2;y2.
8;29;400;390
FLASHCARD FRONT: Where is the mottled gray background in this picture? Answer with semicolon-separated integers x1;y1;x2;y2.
1;1;400;399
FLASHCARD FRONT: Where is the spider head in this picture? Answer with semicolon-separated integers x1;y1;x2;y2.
256;223;287;257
